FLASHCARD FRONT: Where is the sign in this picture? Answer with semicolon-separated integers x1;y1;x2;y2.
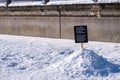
44;0;49;4
74;25;88;43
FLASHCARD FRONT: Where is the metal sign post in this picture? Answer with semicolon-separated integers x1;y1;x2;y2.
81;43;83;49
74;25;88;49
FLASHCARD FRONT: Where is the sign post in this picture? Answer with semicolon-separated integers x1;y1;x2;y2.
74;25;88;49
81;43;83;49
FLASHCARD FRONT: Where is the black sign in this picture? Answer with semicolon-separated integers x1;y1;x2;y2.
44;0;49;4
74;25;88;43
7;0;11;6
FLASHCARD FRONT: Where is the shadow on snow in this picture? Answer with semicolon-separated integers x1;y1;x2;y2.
81;49;120;77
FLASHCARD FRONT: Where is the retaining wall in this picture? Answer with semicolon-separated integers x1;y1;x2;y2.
0;16;120;42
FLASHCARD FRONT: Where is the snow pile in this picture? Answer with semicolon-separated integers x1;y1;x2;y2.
81;49;120;77
36;49;120;80
0;34;120;80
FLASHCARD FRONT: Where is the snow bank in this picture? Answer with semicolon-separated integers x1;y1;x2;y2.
0;2;6;7
98;0;120;3
47;0;94;5
9;1;43;7
5;0;120;7
48;0;120;5
0;34;120;80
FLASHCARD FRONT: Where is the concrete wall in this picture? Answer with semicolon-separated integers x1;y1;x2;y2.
0;16;120;42
61;17;120;42
0;17;60;38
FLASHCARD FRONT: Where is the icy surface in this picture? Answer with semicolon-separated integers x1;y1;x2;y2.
0;34;120;80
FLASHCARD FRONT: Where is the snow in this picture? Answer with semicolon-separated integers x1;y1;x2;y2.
5;0;120;7
0;2;6;7
0;34;120;80
47;0;94;5
48;0;120;5
9;1;43;7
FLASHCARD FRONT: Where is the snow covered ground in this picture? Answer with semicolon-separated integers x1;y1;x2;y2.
9;0;120;7
0;2;6;7
0;34;120;80
0;0;119;7
9;1;44;7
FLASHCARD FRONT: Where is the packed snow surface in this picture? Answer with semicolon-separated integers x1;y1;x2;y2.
4;0;120;7
0;34;120;80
